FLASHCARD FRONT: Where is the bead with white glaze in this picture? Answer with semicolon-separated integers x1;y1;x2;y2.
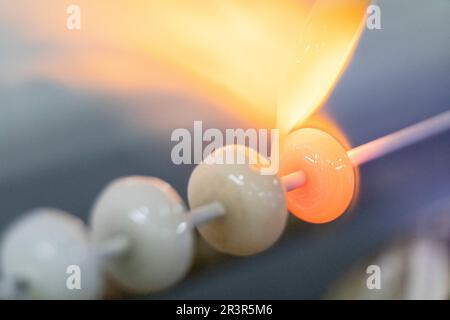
0;208;102;299
90;176;194;294
188;145;288;256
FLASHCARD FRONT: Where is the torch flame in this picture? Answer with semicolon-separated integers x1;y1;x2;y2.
276;0;369;136
1;0;312;127
3;0;367;133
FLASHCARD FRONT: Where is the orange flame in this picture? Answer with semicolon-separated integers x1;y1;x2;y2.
3;0;367;132
277;0;369;135
2;0;311;126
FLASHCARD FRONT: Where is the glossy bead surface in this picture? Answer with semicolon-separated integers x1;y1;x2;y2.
90;176;193;294
0;209;101;299
279;128;355;223
188;145;287;256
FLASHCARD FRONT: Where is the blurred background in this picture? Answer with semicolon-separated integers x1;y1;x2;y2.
0;0;449;299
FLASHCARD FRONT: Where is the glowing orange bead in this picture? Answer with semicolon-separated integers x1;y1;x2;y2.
279;128;355;223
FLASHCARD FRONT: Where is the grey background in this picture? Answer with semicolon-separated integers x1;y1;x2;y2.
0;0;449;298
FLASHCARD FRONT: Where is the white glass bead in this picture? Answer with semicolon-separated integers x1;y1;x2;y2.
188;145;288;256
0;209;102;299
90;176;194;294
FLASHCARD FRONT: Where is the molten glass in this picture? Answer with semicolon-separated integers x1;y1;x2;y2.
279;128;356;224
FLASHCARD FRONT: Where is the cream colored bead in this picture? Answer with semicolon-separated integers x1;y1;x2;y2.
90;176;194;294
188;145;287;256
0;209;102;299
